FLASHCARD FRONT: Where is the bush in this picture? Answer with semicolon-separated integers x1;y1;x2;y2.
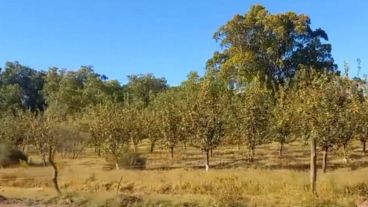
0;144;28;167
345;182;368;196
106;151;147;170
211;176;248;207
116;194;142;207
118;152;146;169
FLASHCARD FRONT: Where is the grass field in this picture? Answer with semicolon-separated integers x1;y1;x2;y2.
1;140;368;206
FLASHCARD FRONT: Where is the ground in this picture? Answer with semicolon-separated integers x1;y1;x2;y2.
1;140;368;206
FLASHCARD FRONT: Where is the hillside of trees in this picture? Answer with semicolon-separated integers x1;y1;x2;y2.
1;5;368;205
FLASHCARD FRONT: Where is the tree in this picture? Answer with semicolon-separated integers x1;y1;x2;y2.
335;77;361;163
43;67;115;118
123;105;146;152
0;111;29;151
356;96;368;155
271;84;295;157
154;88;186;159
0;84;23;114
55;120;89;159
315;79;343;173
86;101;128;169
293;68;339;192
226;91;245;151
0;61;46;111
140;107;160;153
187;69;226;171
210;5;336;87
125;74;168;107
26;111;61;195
238;76;272;161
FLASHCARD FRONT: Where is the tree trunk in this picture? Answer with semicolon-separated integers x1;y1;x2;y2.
95;145;101;157
343;143;348;163
249;145;255;162
279;142;284;157
115;161;120;170
310;138;317;194
204;149;210;171
97;147;101;157
131;137;138;153
170;146;174;160
322;146;328;173
150;141;155;153
363;141;366;155
48;148;61;195
134;144;138;153
22;144;28;154
42;154;47;166
210;147;213;157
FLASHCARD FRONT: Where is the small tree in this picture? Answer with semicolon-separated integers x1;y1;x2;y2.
154;89;185;159
141;107;160;153
55;120;89;159
87;101;128;169
0;110;30;152
188;69;226;171
356;98;368;154
293;68;340;192
271;84;295;157
27;112;61;195
239;76;272;161
123;106;145;153
335;78;360;163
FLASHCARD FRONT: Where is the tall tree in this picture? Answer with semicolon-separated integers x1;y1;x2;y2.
210;5;336;87
0;61;45;111
125;74;168;107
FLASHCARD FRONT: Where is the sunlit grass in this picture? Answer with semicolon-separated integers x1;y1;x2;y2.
0;140;367;206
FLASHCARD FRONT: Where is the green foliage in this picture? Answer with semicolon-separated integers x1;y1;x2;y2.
3;3;368;198
153;88;187;158
238;76;272;160
210;5;336;87
86;101;128;168
125;73;168;107
186;68;228;170
0;61;45;111
271;84;296;156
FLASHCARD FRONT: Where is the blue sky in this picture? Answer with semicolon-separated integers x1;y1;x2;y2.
0;0;367;85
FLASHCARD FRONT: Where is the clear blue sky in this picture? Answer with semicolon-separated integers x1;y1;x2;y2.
0;0;367;85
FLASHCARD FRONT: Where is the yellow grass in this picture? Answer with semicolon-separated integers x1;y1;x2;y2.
1;140;368;206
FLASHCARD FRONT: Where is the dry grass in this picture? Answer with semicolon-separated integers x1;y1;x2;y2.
1;140;368;206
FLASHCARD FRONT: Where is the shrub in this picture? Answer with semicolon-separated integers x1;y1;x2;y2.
106;151;147;170
118;152;146;169
0;144;28;167
116;194;142;207
345;182;368;196
211;176;248;207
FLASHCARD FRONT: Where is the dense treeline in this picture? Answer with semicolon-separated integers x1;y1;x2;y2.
0;5;366;195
